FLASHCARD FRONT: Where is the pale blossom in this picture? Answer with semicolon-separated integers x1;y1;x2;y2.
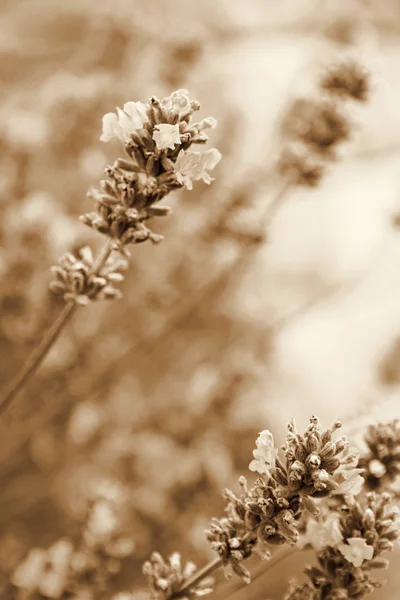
332;469;364;496
368;459;386;478
331;451;364;496
11;548;47;591
12;540;74;599
249;430;278;476
152;123;181;150
195;117;218;131
174;148;222;190
86;500;119;544
338;537;374;567
100;101;147;143
299;513;343;551
163;89;192;117
39;540;74;599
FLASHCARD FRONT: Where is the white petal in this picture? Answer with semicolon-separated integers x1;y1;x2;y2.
116;107;136;140
168;89;191;116
152;123;181;150
249;458;263;473
100;112;120;143
79;246;94;265
196;117;218;131
202;148;222;170
338;538;374;567
123;101;147;128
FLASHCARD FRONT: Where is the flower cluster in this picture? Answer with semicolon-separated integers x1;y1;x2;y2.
49;246;128;305
359;420;400;490
285;492;399;600
278;59;369;187
48;89;220;308
204;417;363;583
282;417;363;499
319;60;369;102
299;509;343;553
143;552;214;600
9;482;135;599
80;89;221;252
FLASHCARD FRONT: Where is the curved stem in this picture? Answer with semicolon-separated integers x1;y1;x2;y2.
0;241;113;415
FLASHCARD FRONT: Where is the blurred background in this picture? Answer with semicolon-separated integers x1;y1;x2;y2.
1;0;400;598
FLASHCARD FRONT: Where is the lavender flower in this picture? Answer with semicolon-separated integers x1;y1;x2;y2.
285;492;400;600
320;60;369;102
80;89;221;252
143;552;214;600
249;430;277;476
205;417;363;583
299;511;343;552
359;420;400;490
49;246;128;305
100;101;148;143
278;58;369;187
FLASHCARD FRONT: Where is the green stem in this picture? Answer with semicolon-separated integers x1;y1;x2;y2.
0;241;113;415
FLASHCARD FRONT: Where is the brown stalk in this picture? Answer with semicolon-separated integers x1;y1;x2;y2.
0;240;114;416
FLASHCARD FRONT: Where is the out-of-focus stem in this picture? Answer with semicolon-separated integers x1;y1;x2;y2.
0;302;77;416
262;178;292;226
0;241;113;415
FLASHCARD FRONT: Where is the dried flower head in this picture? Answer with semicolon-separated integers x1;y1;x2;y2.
80;89;220;252
143;552;214;600
277;144;324;187
205;513;256;584
49;247;128;305
285;492;400;599
278;59;369;188
281;99;350;159
359;420;400;490
283;417;362;498
206;417;362;584
320;60;369;103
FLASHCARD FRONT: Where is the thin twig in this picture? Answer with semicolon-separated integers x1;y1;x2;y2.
221;546;296;598
173;557;223;598
0;240;113;415
172;537;295;599
0;302;76;416
262;179;292;227
91;240;114;273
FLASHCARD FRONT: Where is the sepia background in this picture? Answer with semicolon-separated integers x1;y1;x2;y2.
0;0;400;598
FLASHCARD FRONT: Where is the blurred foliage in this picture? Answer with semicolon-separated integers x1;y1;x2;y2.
1;1;400;599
